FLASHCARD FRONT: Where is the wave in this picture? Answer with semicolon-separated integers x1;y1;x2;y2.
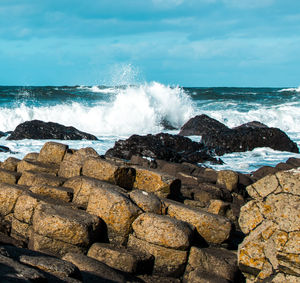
278;86;300;92
77;85;116;94
199;103;300;134
0;82;195;136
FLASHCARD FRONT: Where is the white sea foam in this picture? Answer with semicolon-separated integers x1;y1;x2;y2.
0;82;194;136
77;85;116;94
278;86;300;92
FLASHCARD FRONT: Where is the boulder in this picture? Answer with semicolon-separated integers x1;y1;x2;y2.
63;176;118;209
238;168;300;281
58;147;99;178
62;252;126;283
127;234;188;277
31;203;102;256
179;114;229;136
163;199;232;245
0;145;11;153
129;190;162;214
18;170;66;187
7;119;98;140
217;170;239;192
0;254;47;281
0;183;27;216
0;245;80;280
0;168;21;184
185;246;239;282
1;157;20;171
29;185;73;202
105;133;220;164
86;183;141;244
87;242;154;274
133;167;181;198
132;213;193;250
82;157;136;189
37;141;68;165
202;122;299;156
17;159;60;175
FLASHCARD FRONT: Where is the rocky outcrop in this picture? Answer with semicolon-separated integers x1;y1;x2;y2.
238;168;300;282
179;114;229;136
179;115;299;155
7;120;98;140
105;132;222;164
4;140;291;282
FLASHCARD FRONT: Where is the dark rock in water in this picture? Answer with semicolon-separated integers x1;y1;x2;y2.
179;114;229;136
180;115;299;155
7;120;98;140
105;133;222;164
0;145;10;152
233;121;268;130
202;126;299;155
160;119;178;130
0;131;6;138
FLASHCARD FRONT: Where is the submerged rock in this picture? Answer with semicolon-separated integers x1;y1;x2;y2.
105;133;221;164
7;120;98;140
0;145;11;153
179;115;299;155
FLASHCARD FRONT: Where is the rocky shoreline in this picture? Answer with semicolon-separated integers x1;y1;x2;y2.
0;116;299;282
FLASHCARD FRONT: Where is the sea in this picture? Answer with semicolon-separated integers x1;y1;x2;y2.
0;83;299;174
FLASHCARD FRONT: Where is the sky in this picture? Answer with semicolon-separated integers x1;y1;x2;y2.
0;0;300;87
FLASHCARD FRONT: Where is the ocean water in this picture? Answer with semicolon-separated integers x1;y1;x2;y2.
0;83;299;173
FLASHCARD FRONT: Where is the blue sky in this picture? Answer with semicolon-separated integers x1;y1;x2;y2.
0;0;300;86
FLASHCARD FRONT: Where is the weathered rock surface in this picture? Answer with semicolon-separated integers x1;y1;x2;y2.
127;234;188;277
132;213;193;250
185;246;240;282
88;242;154;274
164;199;232;244
7;119;98;140
105;132;221;164
82;157;136;189
133;167;181;198
1;157;20;171
62;252;126;283
31;203;102;256
238;168;300;281
129;190;162;214
86;183;141;244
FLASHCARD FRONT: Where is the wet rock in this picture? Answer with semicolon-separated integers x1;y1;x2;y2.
0;145;10;152
179;114;229;136
132;213;193;250
87;242;154;274
202;122;299;155
105;133;220;164
7;119;98;140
